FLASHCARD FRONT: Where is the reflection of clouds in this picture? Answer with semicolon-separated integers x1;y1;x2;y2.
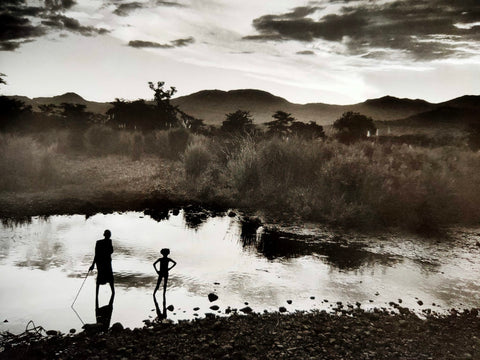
16;236;65;271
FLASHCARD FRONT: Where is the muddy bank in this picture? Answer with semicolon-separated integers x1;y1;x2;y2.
2;309;479;360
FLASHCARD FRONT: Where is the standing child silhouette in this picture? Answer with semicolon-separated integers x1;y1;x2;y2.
153;248;176;297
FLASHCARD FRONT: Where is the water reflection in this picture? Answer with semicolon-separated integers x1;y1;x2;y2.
96;295;114;331
1;211;479;334
249;229;401;271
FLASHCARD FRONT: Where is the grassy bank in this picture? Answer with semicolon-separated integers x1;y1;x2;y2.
1;129;479;232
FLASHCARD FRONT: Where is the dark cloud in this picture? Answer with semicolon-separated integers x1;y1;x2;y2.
113;0;185;16
245;1;480;60
0;0;108;51
296;50;315;55
45;0;77;11
113;2;143;16
42;15;109;35
128;36;194;48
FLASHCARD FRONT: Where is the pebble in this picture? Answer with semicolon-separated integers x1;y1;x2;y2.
240;306;252;314
210;305;220;311
208;293;218;302
287;300;292;304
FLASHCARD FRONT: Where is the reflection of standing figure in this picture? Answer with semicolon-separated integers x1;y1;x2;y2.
153;248;176;298
89;230;115;307
95;295;114;331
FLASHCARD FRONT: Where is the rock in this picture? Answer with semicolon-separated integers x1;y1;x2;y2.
82;323;103;335
227;211;236;217
287;300;292;304
110;322;124;333
398;299;402;303
417;300;423;306
208;293;218;302
214;282;220;285
193;307;200;311
210;305;220;311
3;319;8;323
46;330;58;336
167;305;174;311
240;306;252;314
279;307;287;313
69;328;76;334
244;302;249;305
310;296;315;300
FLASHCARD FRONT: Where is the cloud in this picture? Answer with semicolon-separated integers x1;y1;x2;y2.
0;0;108;51
296;50;315;55
245;1;480;60
42;15;109;35
113;2;144;16
113;0;185;16
128;36;194;48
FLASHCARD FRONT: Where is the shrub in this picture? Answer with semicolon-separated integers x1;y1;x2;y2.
184;141;213;181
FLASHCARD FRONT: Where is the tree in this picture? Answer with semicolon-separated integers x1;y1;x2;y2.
0;97;32;132
290;121;325;139
221;110;255;134
333;111;376;143
265;110;295;137
148;81;179;128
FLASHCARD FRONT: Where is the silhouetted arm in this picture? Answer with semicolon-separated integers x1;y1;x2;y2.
168;259;177;271
89;256;96;272
153;258;161;274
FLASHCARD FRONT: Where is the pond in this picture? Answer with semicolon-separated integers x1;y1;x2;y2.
1;210;479;334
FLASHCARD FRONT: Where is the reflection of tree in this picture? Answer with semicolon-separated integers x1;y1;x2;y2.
144;208;170;222
240;217;262;246
183;206;208;229
246;229;401;271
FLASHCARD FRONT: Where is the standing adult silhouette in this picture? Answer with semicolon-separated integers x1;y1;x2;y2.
89;230;115;307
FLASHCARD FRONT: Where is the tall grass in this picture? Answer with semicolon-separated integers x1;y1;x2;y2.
182;136;480;231
0;134;61;191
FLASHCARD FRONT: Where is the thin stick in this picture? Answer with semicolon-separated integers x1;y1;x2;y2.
71;270;89;308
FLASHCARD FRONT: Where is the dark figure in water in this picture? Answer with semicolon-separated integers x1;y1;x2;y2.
153;248;176;298
89;230;115;307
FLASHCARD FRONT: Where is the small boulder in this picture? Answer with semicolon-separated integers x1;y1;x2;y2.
110;322;124;333
279;307;287;313
240;306;252;314
286;300;292;305
167;305;174;311
210;305;220;311
208;293;218;302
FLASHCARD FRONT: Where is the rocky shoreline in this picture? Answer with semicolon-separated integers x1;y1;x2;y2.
1;308;479;360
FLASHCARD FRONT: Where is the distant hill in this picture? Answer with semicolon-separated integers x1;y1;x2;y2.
171;91;439;125
6;92;112;114
5;90;479;127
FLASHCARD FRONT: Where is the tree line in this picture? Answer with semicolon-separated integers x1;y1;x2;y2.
0;75;397;144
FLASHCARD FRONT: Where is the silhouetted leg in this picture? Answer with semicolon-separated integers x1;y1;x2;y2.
153;276;162;298
109;280;115;300
163;275;168;295
95;283;100;308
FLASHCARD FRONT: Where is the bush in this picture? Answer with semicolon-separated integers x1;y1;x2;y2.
184;141;213;181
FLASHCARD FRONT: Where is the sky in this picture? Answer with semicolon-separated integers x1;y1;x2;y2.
0;0;479;105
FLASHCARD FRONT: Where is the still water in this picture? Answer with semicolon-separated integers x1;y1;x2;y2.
1;210;479;334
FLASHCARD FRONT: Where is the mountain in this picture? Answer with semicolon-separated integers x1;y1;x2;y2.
171;90;439;125
5;90;479;127
6;92;112;114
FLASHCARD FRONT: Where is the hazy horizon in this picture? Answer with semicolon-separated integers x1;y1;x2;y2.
1;1;479;105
